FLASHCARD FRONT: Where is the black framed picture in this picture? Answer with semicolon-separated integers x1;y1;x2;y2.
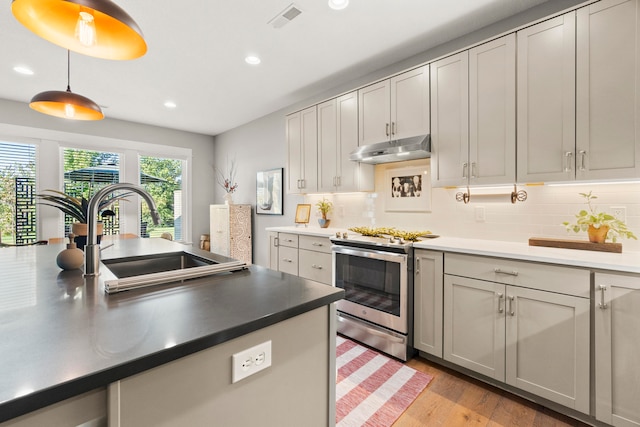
256;168;283;215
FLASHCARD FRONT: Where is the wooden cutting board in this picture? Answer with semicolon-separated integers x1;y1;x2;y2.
528;237;622;253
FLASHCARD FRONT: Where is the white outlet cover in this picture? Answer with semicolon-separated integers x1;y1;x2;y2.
232;340;272;383
611;206;627;222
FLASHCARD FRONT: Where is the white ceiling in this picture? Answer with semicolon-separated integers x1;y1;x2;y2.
1;0;554;136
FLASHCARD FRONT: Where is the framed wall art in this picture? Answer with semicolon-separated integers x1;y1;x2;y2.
294;204;311;224
384;166;431;212
256;168;283;215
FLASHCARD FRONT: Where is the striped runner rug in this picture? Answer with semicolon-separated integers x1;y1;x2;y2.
336;335;433;426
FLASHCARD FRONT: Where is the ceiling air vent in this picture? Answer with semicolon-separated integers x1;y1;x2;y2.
268;3;302;29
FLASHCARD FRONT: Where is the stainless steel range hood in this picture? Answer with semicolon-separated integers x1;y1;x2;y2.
349;135;430;164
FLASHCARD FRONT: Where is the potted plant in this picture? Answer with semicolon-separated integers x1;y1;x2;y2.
316;198;333;228
37;189;129;249
563;191;637;243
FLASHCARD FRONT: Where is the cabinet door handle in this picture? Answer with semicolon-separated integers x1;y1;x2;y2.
282;258;292;263
598;285;608;309
311;242;323;247
391;122;396;136
462;162;468;178
415;258;420;274
579;150;587;171
497;292;504;313
312;264;323;270
508;295;515;316
273;237;279;247
336;176;341;187
564;151;573;172
386;123;390;137
471;162;477;179
300;179;306;189
494;268;518;277
284;239;294;243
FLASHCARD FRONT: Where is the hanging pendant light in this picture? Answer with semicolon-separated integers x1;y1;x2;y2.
30;50;104;121
11;0;146;60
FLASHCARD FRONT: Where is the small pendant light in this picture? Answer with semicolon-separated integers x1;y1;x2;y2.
11;0;146;60
30;50;104;121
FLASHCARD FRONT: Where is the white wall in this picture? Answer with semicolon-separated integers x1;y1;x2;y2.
213;110;305;265
0;98;216;244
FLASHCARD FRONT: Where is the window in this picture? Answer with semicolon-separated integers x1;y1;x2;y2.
62;148;123;235
139;155;184;240
0;141;37;245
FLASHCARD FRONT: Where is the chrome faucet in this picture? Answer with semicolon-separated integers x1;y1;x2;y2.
84;183;161;276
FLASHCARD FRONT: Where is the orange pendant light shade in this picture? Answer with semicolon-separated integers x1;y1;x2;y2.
30;89;104;120
11;0;146;60
29;50;104;121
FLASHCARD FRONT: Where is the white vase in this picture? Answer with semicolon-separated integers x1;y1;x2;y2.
224;193;234;205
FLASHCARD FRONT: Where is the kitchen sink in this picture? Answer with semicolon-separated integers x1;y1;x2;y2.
101;251;247;294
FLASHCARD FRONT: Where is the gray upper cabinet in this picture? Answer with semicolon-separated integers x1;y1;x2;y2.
431;34;515;188
286;106;317;194
430;51;469;188
358;66;429;147
469;34;516;186
318;92;374;193
518;0;640;183
576;0;640;181
517;12;576;183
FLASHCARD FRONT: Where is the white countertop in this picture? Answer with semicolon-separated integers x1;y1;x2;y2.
266;227;639;274
266;226;350;238
413;237;640;274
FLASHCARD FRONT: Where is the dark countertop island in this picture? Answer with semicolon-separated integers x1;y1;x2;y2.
0;238;344;423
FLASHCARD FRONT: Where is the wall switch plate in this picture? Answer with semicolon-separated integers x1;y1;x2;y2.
232;340;272;383
611;206;627;223
475;206;486;222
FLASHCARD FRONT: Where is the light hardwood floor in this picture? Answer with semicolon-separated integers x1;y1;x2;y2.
394;356;590;427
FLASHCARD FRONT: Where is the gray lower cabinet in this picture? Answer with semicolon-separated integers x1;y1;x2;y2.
277;233;299;276
298;235;332;285
269;232;332;285
595;272;640;427
442;253;590;414
413;250;443;358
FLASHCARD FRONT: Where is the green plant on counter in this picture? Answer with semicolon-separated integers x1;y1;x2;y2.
315;198;333;220
563;191;637;243
37;189;129;223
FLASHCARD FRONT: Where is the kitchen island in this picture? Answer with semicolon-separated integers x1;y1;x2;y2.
0;238;343;426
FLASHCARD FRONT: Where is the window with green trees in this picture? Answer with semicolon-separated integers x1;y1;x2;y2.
140;155;183;240
62;148;123;235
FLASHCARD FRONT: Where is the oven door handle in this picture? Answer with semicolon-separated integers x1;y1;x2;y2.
337;315;404;343
332;245;408;263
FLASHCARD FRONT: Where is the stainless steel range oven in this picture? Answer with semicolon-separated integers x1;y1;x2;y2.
331;235;414;361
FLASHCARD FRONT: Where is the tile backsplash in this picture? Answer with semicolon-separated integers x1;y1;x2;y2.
305;160;640;252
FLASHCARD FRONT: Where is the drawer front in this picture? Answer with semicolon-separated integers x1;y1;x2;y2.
278;233;299;248
299;235;332;254
445;253;589;298
278;246;298;275
298;250;332;285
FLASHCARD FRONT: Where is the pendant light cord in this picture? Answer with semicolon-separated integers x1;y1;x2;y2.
66;50;71;93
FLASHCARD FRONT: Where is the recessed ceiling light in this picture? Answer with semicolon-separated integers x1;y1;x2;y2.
164;101;177;109
13;66;34;75
245;55;261;65
328;0;349;10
